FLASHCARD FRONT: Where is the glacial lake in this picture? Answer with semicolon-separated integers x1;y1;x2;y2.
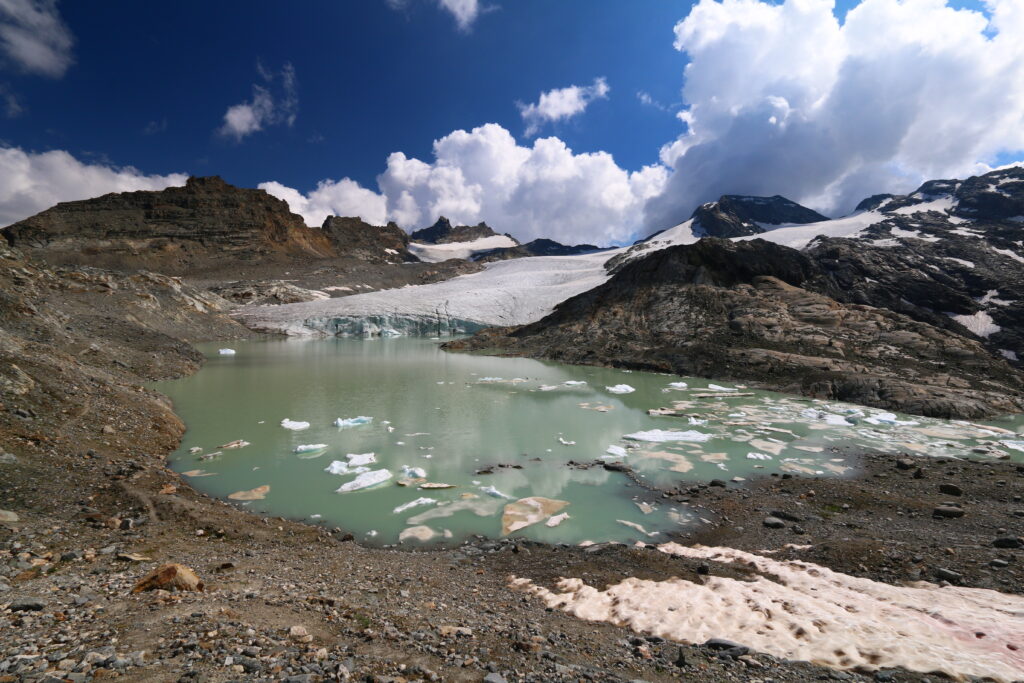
154;338;1024;547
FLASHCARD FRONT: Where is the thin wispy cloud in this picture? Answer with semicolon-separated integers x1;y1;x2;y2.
218;62;298;142
0;0;73;77
518;77;610;137
386;0;485;32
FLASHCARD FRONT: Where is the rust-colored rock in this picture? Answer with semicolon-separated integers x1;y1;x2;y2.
132;563;204;593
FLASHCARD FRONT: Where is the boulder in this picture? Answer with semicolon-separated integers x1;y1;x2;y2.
132;563;204;593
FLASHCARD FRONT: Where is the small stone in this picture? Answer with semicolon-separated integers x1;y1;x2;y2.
938;483;963;496
483;674;507;683
8;596;45;611
0;510;18;524
762;516;786;529
895;458;915;470
932;505;964;519
132;563;204;593
102;425;116;434
709;479;727;488
994;536;1022;549
0;452;17;465
933;567;962;583
990;558;1010;568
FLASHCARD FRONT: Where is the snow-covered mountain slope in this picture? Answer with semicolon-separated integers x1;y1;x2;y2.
408;234;519;263
239;167;1024;351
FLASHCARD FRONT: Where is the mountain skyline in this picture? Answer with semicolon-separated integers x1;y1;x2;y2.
1;0;1022;246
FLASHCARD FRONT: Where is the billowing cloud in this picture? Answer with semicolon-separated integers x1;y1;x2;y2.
264;123;666;245
218;62;298;141
519;77;610;137
0;0;73;77
386;0;483;32
645;0;1024;230
259;178;387;227
0;146;187;227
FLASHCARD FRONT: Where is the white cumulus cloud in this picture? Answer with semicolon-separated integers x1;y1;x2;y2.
264;123;666;246
644;0;1024;230
519;77;610;137
219;62;298;141
0;146;187;227
0;0;73;77
259;178;388;228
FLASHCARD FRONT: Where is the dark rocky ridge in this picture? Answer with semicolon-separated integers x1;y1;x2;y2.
1;176;421;273
473;237;604;263
690;194;828;238
446;238;1024;418
409;215;510;244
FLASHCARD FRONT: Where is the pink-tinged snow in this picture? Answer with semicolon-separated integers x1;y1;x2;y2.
408;235;519;263
511;544;1024;681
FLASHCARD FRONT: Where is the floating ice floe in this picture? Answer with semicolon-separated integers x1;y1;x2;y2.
546;512;570;527
606;384;635;394
188;447;203;454
334;416;373;428
624;429;712;443
800;409;853;426
324;461;369;476
1002;440;1024;452
401;465;427;478
219;440;250;449
538;385;559;391
605;445;628;458
399;525;436;542
218;348;236;355
294;444;328;454
707;384;738;392
347;452;376;466
393;497;436;514
281;419;310;430
563;380;587;386
558;437;576;446
336;469;392;493
864;412;919;426
480;485;513;499
746;452;772;460
228;485;269;500
502;497;569;535
667;382;689;389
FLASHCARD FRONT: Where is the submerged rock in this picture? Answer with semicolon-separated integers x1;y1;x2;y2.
502;497;569;535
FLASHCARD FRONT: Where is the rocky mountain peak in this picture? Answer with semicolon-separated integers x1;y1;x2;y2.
410;216;508;244
690;194;828;238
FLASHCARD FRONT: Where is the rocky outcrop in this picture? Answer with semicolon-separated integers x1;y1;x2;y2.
1;176;339;272
690;195;828;238
409;216;508;244
446;239;1024;418
210;280;331;305
320;216;417;263
473;238;603;263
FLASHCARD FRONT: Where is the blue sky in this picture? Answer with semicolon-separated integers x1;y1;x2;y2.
1;0;1020;244
3;1;693;190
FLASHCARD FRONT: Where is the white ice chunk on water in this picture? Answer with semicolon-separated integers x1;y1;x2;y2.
747;452;772;460
800;408;852;426
558;437;576;446
1002;440;1024;452
334;416;373;428
324;461;370;476
668;382;688;389
347;452;376;467
605;445;628;458
606;384;635;394
401;464;427;478
218;348;236;355
563;380;587;386
480;485;513;499
624;429;712;443
294;444;327;453
864;412;919;426
281;418;310;430
479;377;503;382
688;417;707;425
539;385;559;391
336;469;392;492
707;384;738;392
393;497;436;514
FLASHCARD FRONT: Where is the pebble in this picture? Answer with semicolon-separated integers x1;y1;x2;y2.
994;536;1022;549
8;596;46;611
938;483;963;496
762;517;786;529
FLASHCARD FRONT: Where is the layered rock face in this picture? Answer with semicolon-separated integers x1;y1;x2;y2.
690;195;828;238
2;176;340;272
446;239;1024;418
409;216;507;244
320;216;417;263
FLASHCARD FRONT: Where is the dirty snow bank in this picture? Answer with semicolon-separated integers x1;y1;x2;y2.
511;544;1024;681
